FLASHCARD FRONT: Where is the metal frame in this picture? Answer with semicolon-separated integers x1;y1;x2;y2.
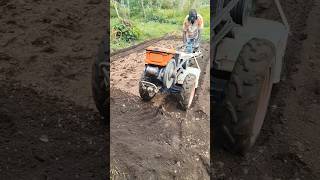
140;80;160;93
212;0;290;82
211;0;290;103
212;0;290;49
212;0;241;45
142;45;203;95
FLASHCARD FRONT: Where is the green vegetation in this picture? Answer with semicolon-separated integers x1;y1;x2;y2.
111;0;210;52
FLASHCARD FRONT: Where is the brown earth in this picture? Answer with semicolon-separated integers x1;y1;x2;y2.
212;0;320;179
0;81;107;180
0;0;107;179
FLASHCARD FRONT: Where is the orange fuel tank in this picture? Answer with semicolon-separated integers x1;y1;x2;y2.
145;46;176;66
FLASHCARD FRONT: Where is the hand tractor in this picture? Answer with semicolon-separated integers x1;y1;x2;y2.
139;41;203;110
212;0;290;153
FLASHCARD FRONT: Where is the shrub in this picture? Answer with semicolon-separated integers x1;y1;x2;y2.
112;20;141;42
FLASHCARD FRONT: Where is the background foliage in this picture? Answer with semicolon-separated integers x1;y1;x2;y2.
110;0;210;52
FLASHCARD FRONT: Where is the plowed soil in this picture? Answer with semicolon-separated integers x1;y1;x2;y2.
0;0;107;179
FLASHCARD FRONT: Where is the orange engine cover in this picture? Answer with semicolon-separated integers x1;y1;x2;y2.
145;46;176;66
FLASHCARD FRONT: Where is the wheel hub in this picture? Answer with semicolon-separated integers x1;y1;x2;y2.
163;60;176;89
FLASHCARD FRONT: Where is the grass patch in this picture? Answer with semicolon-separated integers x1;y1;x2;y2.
111;18;180;52
111;6;210;52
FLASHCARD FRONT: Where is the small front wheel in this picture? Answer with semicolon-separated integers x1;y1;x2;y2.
139;74;157;101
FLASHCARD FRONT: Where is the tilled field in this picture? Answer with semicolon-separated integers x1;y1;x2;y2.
0;81;107;179
110;41;210;179
0;0;107;179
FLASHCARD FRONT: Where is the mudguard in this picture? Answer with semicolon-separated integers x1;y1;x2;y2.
177;67;201;88
214;17;289;83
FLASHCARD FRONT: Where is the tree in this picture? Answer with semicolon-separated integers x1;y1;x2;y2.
112;0;121;19
140;0;146;19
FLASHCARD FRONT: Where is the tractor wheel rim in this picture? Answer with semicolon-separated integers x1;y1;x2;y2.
251;68;272;145
164;60;175;88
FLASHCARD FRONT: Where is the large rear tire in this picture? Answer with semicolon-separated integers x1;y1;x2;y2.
178;74;197;110
92;35;109;121
214;38;275;154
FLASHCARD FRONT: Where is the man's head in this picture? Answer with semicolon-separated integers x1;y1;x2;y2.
188;9;197;24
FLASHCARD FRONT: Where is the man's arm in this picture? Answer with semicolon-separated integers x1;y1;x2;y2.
182;15;189;43
197;15;204;43
183;31;187;43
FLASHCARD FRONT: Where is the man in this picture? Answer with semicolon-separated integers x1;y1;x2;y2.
183;9;204;52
